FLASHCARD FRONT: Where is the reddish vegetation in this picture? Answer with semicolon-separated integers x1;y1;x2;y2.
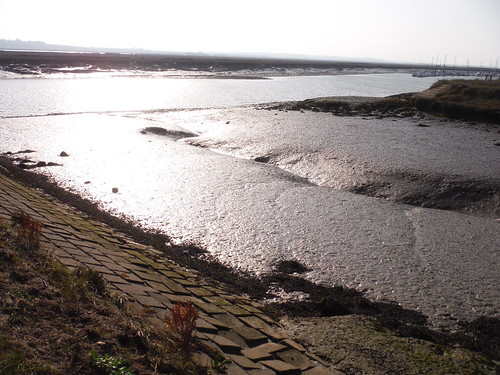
165;302;200;359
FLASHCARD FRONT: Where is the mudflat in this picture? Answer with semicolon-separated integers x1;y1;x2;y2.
1;58;499;372
0;50;422;77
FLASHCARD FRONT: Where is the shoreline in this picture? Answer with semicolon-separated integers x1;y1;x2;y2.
1;153;499;363
2;99;499;304
1;70;499;370
0;50;420;78
2;49;495;80
2;158;498;374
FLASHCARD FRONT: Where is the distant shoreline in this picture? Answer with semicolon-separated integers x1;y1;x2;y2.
0;49;426;77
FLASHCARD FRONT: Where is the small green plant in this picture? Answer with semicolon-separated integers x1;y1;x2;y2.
89;352;134;375
164;302;199;359
11;211;43;254
210;353;229;375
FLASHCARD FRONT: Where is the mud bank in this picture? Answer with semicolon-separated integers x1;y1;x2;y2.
1;97;499;365
1;157;499;370
182;104;500;219
1;105;499;328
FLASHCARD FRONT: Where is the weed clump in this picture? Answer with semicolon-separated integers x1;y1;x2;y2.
11;211;43;255
165;302;199;359
45;263;107;302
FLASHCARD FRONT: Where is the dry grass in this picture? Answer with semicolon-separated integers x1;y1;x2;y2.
431;79;500;105
0;213;221;375
416;79;500;123
285;79;500;124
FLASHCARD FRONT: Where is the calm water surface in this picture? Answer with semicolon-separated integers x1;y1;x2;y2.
1;73;441;117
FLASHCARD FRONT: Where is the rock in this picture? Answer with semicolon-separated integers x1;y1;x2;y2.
35;161;47;167
226;120;231;124
140;127;197;139
141;127;169;136
47;162;61;167
316;297;351;316
84;181;91;184
60;151;69;157
274;260;310;274
254;156;270;163
18;159;34;169
112;187;119;193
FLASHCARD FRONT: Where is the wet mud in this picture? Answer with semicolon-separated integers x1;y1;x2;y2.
1;147;499;362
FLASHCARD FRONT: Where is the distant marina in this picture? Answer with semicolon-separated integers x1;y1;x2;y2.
413;56;499;78
413;68;499;78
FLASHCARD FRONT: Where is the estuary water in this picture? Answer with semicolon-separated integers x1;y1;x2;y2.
1;72;498;330
1;72;440;117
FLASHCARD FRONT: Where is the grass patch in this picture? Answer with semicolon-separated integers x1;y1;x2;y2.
415;79;500;123
282;79;500;124
431;79;500;106
282;315;498;375
0;335;56;375
45;263;107;302
0;213;224;374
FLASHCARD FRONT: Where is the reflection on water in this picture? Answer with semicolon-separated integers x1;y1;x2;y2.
0;107;498;330
1;73;442;117
1;73;497;330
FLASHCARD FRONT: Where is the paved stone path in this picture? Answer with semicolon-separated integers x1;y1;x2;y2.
0;169;344;375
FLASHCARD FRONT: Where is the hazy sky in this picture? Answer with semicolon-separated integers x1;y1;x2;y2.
0;0;499;66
